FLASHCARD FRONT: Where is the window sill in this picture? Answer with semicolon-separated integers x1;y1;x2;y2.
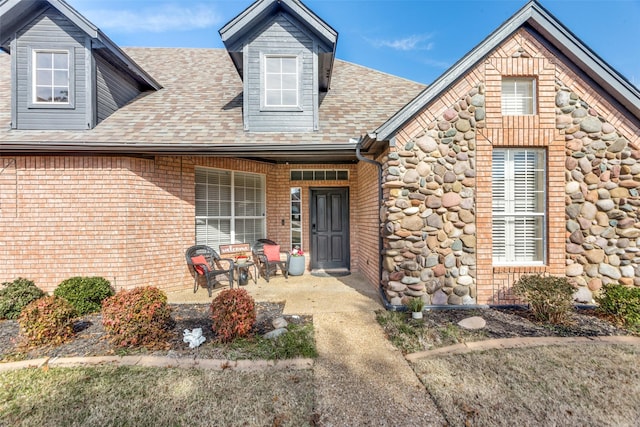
493;265;547;273
260;106;303;112
28;103;75;110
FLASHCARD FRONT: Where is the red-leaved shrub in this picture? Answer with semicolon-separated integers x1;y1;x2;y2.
18;295;76;347
101;287;173;348
210;288;256;342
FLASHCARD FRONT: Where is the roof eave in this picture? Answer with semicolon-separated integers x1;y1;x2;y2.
0;141;360;162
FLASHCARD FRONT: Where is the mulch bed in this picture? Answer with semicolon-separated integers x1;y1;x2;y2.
1;303;634;362
0;302;310;362
420;306;632;340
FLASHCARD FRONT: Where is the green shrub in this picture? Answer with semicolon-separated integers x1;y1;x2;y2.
210;288;256;342
0;278;46;320
513;274;574;324
18;296;76;347
54;276;114;316
101;287;173;348
596;284;640;328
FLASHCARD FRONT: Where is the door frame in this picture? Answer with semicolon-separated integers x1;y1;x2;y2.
309;187;350;271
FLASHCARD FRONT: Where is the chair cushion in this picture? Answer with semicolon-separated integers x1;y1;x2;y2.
263;244;281;262
191;255;211;275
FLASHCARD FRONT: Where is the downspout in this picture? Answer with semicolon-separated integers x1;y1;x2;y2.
355;136;401;311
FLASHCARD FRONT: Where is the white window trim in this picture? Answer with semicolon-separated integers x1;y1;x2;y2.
195;168;266;248
492;149;546;266
260;53;302;111
501;77;536;116
290;187;302;251
29;48;74;109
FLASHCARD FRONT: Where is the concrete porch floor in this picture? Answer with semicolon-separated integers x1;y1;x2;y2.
166;271;383;315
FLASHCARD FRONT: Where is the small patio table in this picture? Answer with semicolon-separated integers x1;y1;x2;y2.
235;260;257;285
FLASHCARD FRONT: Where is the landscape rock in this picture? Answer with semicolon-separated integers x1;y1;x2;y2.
457;316;486;330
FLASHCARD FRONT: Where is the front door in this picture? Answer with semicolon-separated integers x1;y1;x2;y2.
310;187;350;271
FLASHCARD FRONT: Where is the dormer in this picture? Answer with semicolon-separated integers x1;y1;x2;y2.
220;0;337;132
0;0;160;130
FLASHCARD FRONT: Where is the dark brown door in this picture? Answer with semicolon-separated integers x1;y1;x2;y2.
310;188;349;271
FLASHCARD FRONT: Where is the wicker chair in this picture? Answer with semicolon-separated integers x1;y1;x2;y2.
252;239;290;282
185;245;234;296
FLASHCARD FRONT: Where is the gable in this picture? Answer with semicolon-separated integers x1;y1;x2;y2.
12;6;88;130
243;12;316;132
220;0;336;91
0;0;159;90
368;0;640;150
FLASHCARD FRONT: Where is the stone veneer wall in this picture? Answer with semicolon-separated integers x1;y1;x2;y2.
380;84;484;306
559;81;640;302
380;76;640;307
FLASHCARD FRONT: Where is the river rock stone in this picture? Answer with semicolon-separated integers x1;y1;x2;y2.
264;328;288;339
573;287;593;304
599;263;621;280
402;215;424;231
416;135;438;153
608;138;627;153
424;278;441;294
580;202;597;220
272;317;289;329
566;263;583;277
566;181;581;195
458;316;486;330
596;199;615;211
388;281;407;292
585;249;605;263
431;289;448;305
556;91;570;107
426;213;443;228
441;192;461;208
580;117;602;133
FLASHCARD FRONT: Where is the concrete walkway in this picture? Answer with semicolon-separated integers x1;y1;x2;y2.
169;273;447;425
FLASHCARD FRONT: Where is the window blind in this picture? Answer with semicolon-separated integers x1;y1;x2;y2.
492;149;545;264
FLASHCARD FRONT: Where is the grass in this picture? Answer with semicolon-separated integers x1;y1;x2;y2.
413;344;640;426
0;366;316;427
227;324;318;360
375;310;486;353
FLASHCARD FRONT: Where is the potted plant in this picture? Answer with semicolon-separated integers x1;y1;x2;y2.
407;297;425;319
288;246;306;276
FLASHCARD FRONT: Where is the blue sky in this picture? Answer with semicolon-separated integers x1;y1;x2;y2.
72;0;640;87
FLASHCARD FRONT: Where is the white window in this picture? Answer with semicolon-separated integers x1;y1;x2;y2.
195;168;265;249
33;50;70;104
264;56;298;107
501;78;535;115
492;149;545;265
291;187;302;250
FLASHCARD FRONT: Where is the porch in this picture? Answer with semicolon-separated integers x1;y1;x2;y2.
166;272;381;315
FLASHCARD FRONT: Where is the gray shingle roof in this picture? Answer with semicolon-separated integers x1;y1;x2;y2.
0;48;425;159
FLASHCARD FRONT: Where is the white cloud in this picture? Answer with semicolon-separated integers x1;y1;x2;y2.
368;34;434;51
418;57;451;70
83;3;222;33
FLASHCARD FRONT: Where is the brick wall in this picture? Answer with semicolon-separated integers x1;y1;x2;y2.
0;156;370;292
475;31;566;303
355;159;381;289
0;156;191;293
